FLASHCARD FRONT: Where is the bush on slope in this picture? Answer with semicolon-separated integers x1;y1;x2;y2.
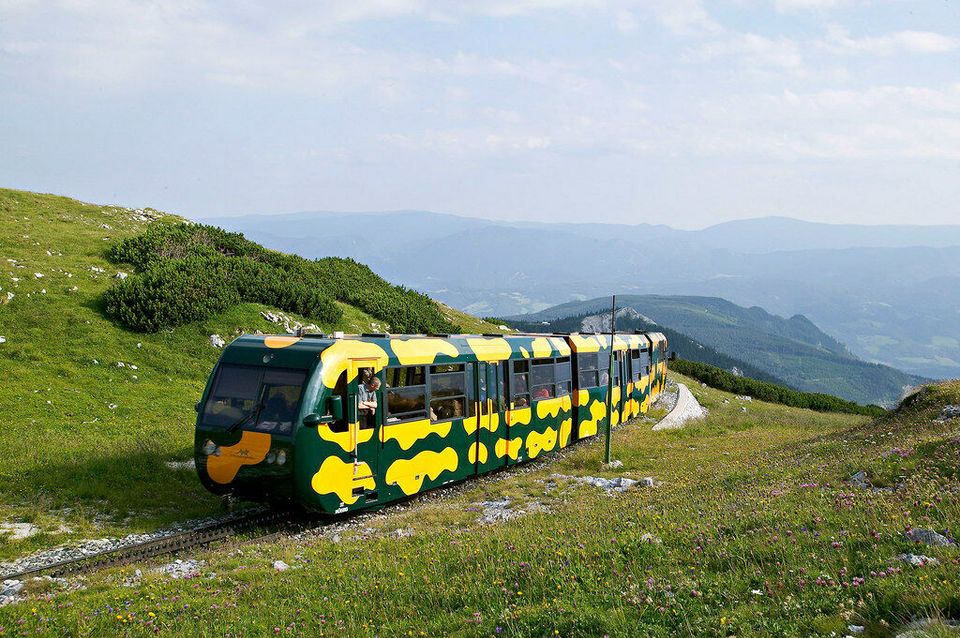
105;222;457;334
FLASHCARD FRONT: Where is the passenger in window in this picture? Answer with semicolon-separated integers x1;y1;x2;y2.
359;375;380;415
532;387;550;400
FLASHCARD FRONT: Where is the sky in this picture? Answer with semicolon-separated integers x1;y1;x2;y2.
1;0;958;228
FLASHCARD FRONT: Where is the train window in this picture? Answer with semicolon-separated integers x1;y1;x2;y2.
497;362;507;412
613;352;622;385
428;363;469;422
385;366;427;422
512;360;530;408
577;353;598;388
555;356;572;396
201;364;306;436
385;366;426;388
431;397;465;421
326;371;349;433
531;358;555;400
430;371;466;397
256;369;307;434
640;349;651;375
598;351;611;386
431;363;464;374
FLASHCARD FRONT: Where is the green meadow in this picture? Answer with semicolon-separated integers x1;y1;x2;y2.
2;375;959;636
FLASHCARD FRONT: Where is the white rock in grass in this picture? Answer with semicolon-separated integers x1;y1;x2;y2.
34;272;43;278
0;522;40;540
115;272;128;280
273;560;290;572
905;528;953;547
0;336;5;344
898;553;940;567
156;559;203;579
209;334;226;348
1;579;24;606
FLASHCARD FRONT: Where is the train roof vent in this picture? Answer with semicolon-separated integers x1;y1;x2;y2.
301;333;327;339
361;332;389;338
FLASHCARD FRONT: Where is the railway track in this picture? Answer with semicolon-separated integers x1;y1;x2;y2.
0;507;315;582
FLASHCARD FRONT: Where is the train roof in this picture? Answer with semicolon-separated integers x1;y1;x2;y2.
218;331;663;370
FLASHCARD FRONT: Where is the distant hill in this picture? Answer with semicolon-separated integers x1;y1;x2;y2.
203;210;960;380
507;308;791;388
507;294;926;407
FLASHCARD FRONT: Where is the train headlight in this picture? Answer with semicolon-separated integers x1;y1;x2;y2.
202;440;217;456
276;450;287;466
266;452;277;465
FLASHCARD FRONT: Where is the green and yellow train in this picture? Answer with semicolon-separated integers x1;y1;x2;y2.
195;331;667;514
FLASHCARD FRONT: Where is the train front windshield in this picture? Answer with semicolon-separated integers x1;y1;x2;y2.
201;364;307;435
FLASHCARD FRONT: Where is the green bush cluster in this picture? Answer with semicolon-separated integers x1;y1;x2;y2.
670;358;886;417
105;222;457;334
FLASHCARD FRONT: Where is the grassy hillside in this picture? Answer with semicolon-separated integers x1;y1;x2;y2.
670;358;886;416
0;188;503;559
4;373;960;636
515;295;924;407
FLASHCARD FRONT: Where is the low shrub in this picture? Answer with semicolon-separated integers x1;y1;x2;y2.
104;257;240;332
106;222;455;333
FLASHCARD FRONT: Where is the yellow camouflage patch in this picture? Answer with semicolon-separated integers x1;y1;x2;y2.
385;448;459;495
310;456;375;505
390;337;459;366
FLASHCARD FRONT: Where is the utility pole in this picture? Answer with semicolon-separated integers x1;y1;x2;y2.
604;294;616;464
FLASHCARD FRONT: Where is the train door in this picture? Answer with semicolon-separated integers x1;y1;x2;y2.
613;351;625;422
505;359;531;466
474;361;507;474
347;358;381;502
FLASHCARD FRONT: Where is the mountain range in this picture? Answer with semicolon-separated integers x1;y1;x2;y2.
506;295;925;407
202;210;960;381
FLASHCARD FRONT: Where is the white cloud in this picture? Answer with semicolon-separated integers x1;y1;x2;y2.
772;0;862;12
822;24;958;55
689;84;960;160
691;32;805;71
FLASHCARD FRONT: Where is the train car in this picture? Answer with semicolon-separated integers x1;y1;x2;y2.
194;331;667;514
